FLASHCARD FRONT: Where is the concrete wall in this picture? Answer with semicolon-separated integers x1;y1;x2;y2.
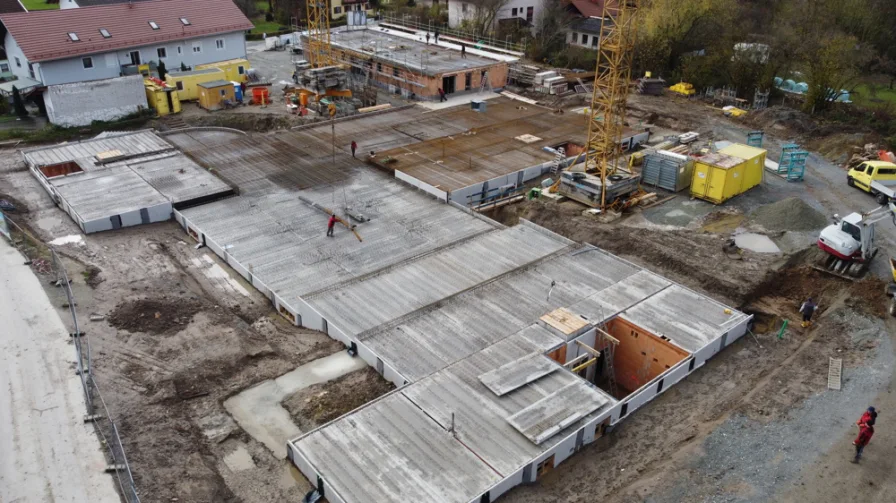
44;75;148;127
29;31;247;86
395;170;448;201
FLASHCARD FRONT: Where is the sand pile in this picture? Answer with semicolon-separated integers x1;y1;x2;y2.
750;198;829;231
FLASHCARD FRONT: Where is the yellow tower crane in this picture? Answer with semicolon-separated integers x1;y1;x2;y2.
584;0;640;209
305;0;333;68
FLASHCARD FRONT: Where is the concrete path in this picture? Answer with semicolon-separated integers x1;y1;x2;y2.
0;238;120;503
224;351;367;458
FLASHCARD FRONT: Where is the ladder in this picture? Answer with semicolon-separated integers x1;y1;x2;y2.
828;357;842;391
479;70;490;93
746;131;764;148
594;308;619;398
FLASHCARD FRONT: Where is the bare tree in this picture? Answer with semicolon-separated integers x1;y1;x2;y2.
458;0;512;37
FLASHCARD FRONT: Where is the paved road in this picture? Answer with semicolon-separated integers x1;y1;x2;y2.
0;238;119;503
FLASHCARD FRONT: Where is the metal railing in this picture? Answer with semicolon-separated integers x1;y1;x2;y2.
379;14;525;53
1;211;140;503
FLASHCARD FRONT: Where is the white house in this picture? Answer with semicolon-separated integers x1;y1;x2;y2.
447;0;545;32
0;0;253;125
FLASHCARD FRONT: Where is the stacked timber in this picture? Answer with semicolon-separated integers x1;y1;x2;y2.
638;78;666;95
298;66;348;93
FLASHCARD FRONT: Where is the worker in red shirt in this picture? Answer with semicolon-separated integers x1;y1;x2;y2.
326;214;337;237
351;140;358;158
852;421;874;463
857;406;878;428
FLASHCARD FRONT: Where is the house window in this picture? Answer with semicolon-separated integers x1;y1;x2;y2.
511;7;517;15
0;63;9;73
99;28;111;38
149;21;160;30
192;42;202;54
238;65;245;75
15;57;21;68
82;57;93;69
68;32;80;42
180;17;191;26
334;6;341;13
157;47;167;59
393;66;399;77
526;6;533;22
177;46;183;55
376;62;382;72
572;32;578;43
28;63;34;79
582;34;588;45
216;39;225;50
176;81;184;90
462;2;468;13
592;36;598;47
220;89;226;96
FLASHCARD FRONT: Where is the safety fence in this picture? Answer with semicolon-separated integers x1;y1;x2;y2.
0;210;140;503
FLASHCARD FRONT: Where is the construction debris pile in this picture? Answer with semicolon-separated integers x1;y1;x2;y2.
845;143;893;170
749;197;828;231
298;66;348;94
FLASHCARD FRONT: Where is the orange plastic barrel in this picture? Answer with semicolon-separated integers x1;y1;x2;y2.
252;87;270;104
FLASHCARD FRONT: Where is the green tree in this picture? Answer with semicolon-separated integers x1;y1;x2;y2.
12;86;27;117
803;35;867;113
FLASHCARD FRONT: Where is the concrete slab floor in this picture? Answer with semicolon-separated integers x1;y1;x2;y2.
223;351;367;458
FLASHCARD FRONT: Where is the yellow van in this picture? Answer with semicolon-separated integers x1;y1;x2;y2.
848;160;896;204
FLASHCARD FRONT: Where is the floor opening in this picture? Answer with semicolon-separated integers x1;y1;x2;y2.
39;161;83;178
591;317;689;399
549;141;586;157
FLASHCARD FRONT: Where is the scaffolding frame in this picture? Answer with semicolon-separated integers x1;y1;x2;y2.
585;0;639;209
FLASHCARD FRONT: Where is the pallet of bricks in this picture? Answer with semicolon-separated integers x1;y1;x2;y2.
298;66;348;94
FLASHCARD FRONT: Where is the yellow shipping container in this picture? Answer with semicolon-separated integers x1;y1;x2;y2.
198;80;236;111
691;153;747;204
144;79;181;116
719;143;766;190
195;58;250;83
166;68;226;101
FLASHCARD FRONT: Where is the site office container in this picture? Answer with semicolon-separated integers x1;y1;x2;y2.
198;80;236;110
195;58;250;84
166;68;227;101
690;143;766;204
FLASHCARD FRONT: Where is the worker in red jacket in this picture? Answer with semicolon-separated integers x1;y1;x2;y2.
326;214;337;237
852;422;874;463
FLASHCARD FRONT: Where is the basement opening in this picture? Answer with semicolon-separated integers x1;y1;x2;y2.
39;161;83;178
587;317;689;400
549;141;585;157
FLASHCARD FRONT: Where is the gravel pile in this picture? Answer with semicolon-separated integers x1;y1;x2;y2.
750;197;829;232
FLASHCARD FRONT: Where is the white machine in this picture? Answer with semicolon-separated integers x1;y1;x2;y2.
816;203;896;277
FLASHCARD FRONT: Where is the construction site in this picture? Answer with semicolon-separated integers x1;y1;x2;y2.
3;2;896;503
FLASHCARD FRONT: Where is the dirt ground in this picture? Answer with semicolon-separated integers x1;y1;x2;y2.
283;367;396;431
3;85;896;503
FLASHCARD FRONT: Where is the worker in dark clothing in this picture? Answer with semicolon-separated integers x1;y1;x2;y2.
434;29;440;44
351;140;358;158
853;421;874;463
425;32;430;45
326;214;337;237
460;43;466;58
799;298;817;328
438;88;447;102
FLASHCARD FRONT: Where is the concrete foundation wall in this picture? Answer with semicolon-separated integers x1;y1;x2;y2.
395;170;448;201
45;75;148;127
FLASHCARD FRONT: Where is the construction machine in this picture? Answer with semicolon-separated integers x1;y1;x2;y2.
816;203;896;278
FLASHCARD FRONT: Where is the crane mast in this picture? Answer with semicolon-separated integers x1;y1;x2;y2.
585;0;639;209
305;0;333;68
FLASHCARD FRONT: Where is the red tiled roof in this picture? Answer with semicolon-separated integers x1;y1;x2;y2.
0;0;24;14
0;0;254;63
568;0;615;18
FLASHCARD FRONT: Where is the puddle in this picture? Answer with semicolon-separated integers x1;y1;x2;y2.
280;463;306;490
49;234;84;246
223;445;256;472
735;232;781;253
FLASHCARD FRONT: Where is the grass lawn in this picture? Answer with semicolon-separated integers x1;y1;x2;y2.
250;19;283;35
852;78;896;109
20;0;58;10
